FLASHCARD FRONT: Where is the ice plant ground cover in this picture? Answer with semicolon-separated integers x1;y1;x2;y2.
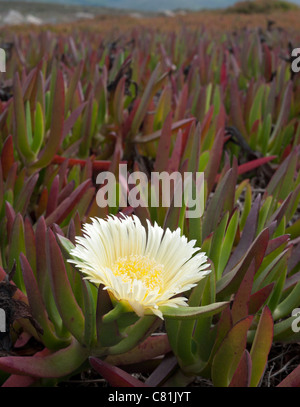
0;5;300;387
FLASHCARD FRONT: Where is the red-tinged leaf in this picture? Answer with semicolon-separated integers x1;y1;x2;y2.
283;271;300;293
224;194;261;275
0;339;88;378
187;123;202;173
270;81;293;143
211;316;253;387
237;156;276;176
229;350;252;387
35;217;47;295
89;357;149;387
58;180;75;205
205;128;224;194
282;144;292;161
95;284;123;348
5;202;16;242
36;186;48;219
46;175;59;217
45;179;92;226
203;304;233;376
231;260;256;325
277;365;300;387
113;76;126;126
106;334;171;367
81;157;93;182
8;213;26;291
220;61;227;87
145;353;177;387
20;253;69;350
287;243;300;274
223;156;238;214
250;306;273;387
248;283;275;315
163;164;188;231
174;83;188;121
2;375;38;388
229;79;248;138
79;93;95;158
202;168;233;240
13;72;35;163
46;229;85;343
51;155;127;173
200;105;214;145
31;71;65;169
5;162;18;191
67;219;76;245
14;173;39;216
22;66;39;101
263;44;273;82
24;217;36;273
65;61;84;114
267;192;293;229
1;135;14;179
134;118;195;143
51;223;64;237
266;235;290;256
131;64;161;137
250;119;260;134
13;35;26;66
215;304;233;344
265;147;299;200
154;111;172;173
217;228;269;299
167;129;183;173
63;102;87;139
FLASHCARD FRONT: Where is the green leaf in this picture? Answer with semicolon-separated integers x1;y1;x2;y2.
31;70;65;170
0;339;89;379
229;350;252;387
160;301;228;320
20;253;71;350
248;85;264;131
32;102;44;154
8;214;26;292
217;208;239;279
131;64;161;137
57;234;75;255
217;228;269;300
211;316;253;387
250;306;273;387
46;229;85;343
25;101;33;146
209;213;229;278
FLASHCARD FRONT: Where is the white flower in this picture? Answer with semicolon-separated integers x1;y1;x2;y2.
68;215;210;319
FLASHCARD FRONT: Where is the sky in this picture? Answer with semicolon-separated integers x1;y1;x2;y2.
8;0;299;12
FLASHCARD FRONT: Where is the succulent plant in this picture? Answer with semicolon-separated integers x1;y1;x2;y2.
0;17;299;387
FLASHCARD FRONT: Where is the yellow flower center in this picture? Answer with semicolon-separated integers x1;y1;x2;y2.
112;254;164;291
